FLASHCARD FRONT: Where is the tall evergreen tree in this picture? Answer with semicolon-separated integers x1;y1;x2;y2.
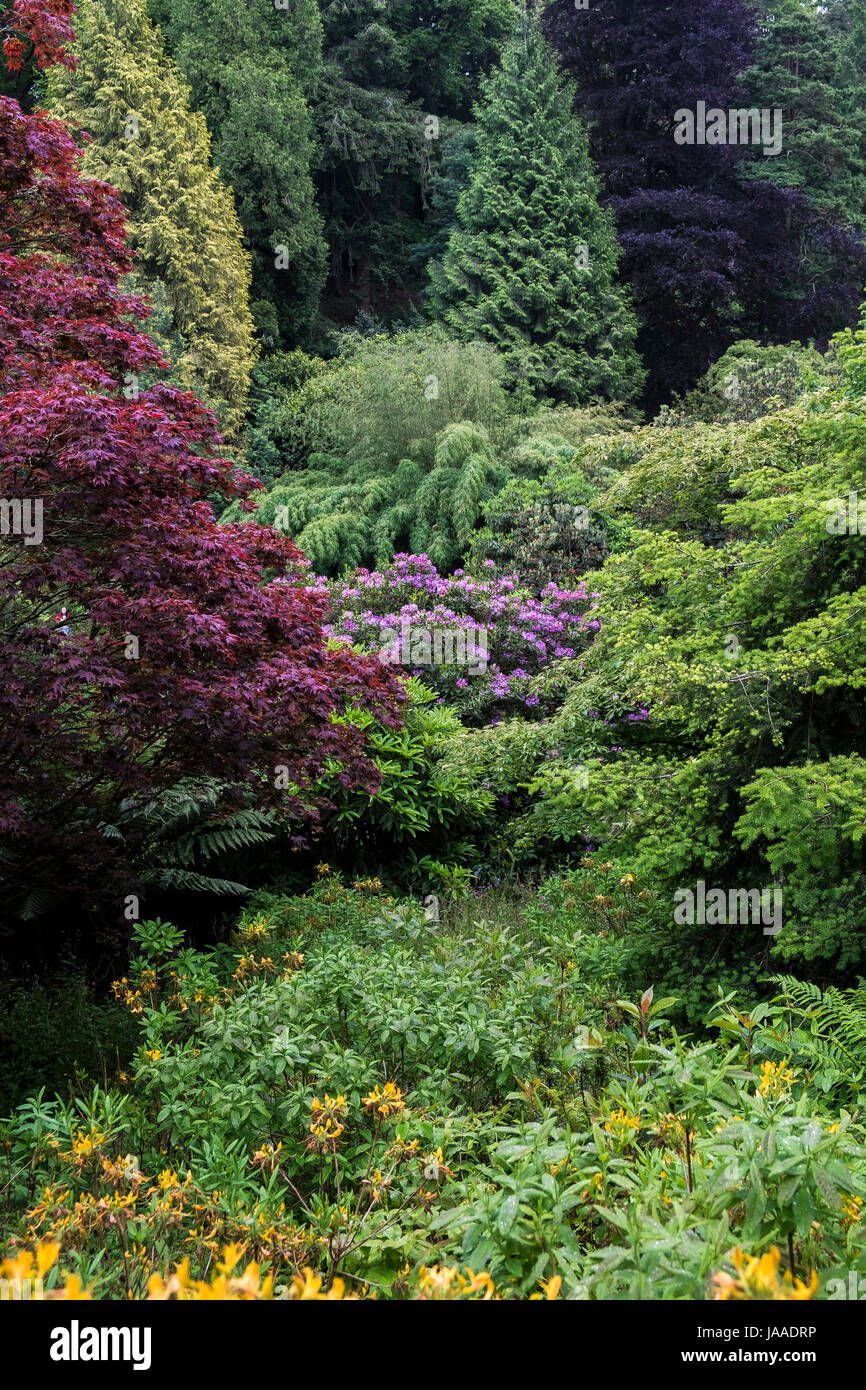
315;0;513;324
148;0;327;346
828;0;866;219
427;11;643;406
829;0;866;79
314;0;428;324
740;0;866;234
544;0;866;406
45;0;256;438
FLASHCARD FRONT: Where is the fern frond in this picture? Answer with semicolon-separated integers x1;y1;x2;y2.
772;974;866;1076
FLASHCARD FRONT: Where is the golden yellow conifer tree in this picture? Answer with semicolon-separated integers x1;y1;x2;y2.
46;0;256;439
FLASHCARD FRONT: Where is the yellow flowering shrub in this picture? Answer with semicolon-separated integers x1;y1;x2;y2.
712;1246;818;1301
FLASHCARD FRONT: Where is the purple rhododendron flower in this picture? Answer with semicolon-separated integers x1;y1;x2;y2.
324;554;599;723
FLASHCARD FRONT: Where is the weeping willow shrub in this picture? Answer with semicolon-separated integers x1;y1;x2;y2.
230;421;512;575
222;328;522;573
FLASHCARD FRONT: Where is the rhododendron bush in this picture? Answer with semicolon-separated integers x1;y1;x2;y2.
0;0;401;926
324;553;598;724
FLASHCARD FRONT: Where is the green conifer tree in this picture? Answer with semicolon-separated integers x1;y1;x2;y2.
426;10;643;406
829;0;866;227
45;0;256;439
148;0;327;346
742;0;866;235
313;0;512;322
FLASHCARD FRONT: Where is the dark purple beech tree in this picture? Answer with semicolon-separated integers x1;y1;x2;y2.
543;0;866;409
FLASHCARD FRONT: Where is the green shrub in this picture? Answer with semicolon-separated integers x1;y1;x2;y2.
659;340;837;427
231;419;512;574
5;882;866;1299
0;963;138;1113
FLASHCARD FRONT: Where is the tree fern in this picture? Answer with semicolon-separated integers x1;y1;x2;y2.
103;783;278;904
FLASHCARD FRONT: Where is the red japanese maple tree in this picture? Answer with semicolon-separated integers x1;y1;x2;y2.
0;1;402;923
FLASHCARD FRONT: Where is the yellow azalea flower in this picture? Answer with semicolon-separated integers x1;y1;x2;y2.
52;1273;93;1301
361;1082;405;1119
712;1246;817;1301
73;1127;105;1153
285;1268;355;1300
368;1168;391;1201
148;1255;274;1301
537;1275;562;1300
237;914;273;944
416;1264;498;1301
655;1112;691;1152
216;1243;247;1275
61;1127;106;1169
1;1250;37;1282
420;1146;451;1182
757;1059;795;1100
604;1107;641;1141
2;1244;91;1300
308;1093;349;1151
251;1141;283;1172
581;1171;604;1200
36;1241;61;1277
385;1136;420;1163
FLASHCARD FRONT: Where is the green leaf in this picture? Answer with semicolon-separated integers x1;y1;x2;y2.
496;1193;519;1237
793;1184;814;1238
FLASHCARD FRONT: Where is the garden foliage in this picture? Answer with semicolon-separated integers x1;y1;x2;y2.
3;0;866;1310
